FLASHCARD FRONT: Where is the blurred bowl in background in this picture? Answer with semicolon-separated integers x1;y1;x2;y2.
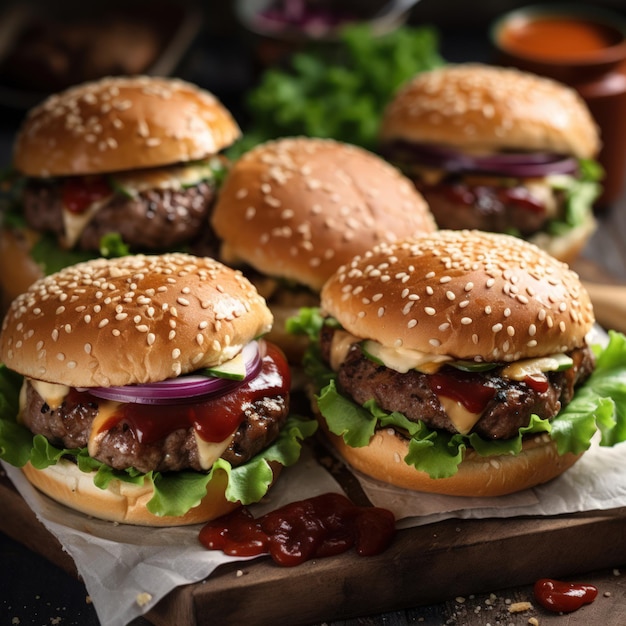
491;3;626;207
235;0;419;65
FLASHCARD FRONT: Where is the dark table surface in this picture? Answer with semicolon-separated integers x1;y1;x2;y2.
2;2;626;625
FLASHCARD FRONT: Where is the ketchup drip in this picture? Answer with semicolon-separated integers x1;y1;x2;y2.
199;493;396;567
93;342;290;444
61;176;113;214
428;369;496;414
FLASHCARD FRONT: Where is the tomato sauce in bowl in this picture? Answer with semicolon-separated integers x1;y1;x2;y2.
498;16;623;62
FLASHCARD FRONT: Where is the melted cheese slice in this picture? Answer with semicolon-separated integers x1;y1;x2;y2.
29;379;70;410
330;330;361;371
87;398;123;458
112;161;216;195
437;395;482;435
62;195;113;248
193;430;238;471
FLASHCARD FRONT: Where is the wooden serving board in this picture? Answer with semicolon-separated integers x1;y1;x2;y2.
2;464;626;626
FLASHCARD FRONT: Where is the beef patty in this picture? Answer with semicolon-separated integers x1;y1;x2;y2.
20;381;290;473
319;325;595;440
22;178;220;255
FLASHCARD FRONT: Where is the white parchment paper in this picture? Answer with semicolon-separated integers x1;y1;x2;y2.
2;447;343;626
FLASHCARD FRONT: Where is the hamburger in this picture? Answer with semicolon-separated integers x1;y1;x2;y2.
0;253;316;525
0;75;241;308
379;64;603;265
294;229;626;496
211;136;437;360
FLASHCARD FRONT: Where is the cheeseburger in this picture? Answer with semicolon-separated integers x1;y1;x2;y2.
1;75;241;306
0;253;316;525
296;230;626;496
379;64;602;264
211;136;436;359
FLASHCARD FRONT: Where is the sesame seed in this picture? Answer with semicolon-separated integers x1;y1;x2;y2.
424;307;436;316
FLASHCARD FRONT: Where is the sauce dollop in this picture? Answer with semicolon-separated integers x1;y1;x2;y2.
199;492;396;567
62;176;112;214
92;342;290;443
428;370;496;414
534;577;598;613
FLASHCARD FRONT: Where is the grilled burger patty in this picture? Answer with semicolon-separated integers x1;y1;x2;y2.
21;381;290;473
416;179;555;236
319;325;595;440
22;179;219;253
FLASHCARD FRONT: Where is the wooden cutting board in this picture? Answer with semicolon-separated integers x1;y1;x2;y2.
2;460;626;626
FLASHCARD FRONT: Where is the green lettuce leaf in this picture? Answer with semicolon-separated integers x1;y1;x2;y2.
0;365;317;517
546;158;603;234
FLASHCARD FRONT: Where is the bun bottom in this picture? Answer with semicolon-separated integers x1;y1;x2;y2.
321;424;582;497
22;459;250;526
529;212;596;266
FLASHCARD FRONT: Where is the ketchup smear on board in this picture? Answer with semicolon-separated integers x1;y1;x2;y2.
534;578;598;613
199;493;396;567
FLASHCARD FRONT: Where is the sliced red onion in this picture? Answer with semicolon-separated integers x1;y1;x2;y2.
79;341;263;405
384;141;579;178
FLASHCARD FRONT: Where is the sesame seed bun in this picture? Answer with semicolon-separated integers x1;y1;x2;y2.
380;64;599;158
0;253;273;387
21;458;252;526
212;137;437;292
319;419;582;497
13;76;241;177
321;230;595;362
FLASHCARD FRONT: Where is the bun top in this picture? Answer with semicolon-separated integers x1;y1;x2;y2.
380;64;600;159
13;76;241;177
321;230;595;362
0;253;272;387
211;137;436;291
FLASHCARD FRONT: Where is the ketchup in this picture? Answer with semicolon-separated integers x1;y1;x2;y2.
441;183;545;214
199;493;396;567
534;578;598;613
428;370;496;414
61;176;113;214
93;342;290;443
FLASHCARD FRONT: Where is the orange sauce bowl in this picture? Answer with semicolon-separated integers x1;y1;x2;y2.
491;3;626;83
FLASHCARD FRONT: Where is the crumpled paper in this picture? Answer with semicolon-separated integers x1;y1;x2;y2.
2;447;343;626
5;438;626;626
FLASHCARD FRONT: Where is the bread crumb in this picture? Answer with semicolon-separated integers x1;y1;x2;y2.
86;595;92;604
136;592;153;607
236;570;244;577
528;618;539;626
11;618;20;625
604;591;612;597
613;568;621;576
509;601;533;613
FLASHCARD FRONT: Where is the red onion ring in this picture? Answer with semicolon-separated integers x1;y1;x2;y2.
384;141;579;177
78;341;264;405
